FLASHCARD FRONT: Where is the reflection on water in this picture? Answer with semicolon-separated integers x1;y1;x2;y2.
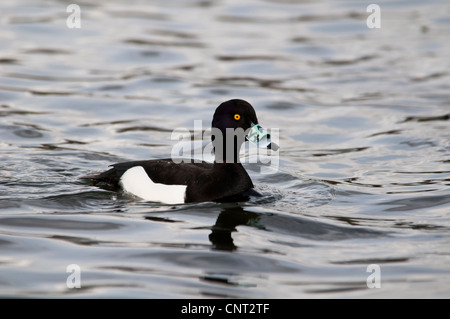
0;0;449;298
210;205;385;251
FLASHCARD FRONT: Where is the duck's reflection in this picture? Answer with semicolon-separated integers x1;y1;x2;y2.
208;204;386;250
144;202;385;252
209;206;260;251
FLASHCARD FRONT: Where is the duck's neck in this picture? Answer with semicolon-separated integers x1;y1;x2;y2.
213;135;243;164
212;127;247;164
214;148;241;164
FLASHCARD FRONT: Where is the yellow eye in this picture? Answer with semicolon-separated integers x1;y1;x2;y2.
234;114;241;120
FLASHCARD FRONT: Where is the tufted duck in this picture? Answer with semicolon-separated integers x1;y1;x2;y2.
88;99;278;204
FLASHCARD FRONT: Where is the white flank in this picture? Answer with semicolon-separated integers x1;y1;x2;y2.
119;166;186;204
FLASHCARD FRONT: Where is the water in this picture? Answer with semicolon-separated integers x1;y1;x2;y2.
0;0;449;298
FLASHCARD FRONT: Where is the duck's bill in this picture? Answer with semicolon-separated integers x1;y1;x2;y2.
247;123;279;151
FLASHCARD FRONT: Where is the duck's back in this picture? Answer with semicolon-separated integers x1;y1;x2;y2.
92;159;211;186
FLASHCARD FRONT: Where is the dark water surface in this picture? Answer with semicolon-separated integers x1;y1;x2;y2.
0;0;449;298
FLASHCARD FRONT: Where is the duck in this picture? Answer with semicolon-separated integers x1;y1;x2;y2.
89;99;278;204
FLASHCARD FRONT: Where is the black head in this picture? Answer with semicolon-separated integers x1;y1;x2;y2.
211;99;277;163
211;99;257;163
211;99;259;133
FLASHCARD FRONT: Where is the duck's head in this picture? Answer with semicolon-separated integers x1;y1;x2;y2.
211;99;278;163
